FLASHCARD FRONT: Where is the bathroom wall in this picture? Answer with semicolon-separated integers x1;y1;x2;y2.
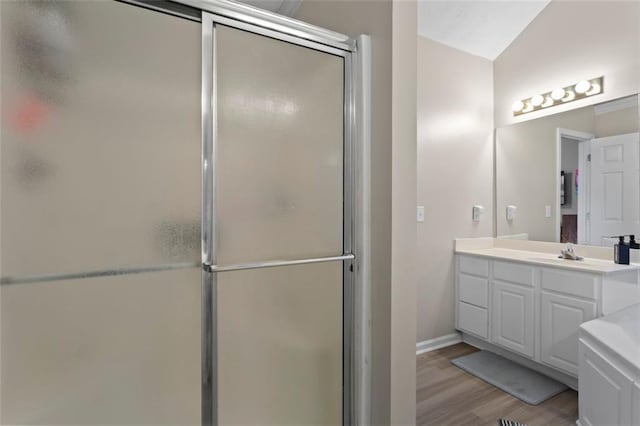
494;0;640;128
595;103;640;138
295;2;394;424
416;37;494;343
391;1;417;423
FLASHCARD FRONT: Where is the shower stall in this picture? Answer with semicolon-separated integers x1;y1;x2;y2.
0;1;370;425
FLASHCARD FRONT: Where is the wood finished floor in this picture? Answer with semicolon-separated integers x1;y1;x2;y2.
417;343;578;426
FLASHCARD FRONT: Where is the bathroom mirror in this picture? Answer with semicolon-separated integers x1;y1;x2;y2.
495;94;639;245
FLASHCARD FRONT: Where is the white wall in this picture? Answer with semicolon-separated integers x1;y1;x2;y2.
494;0;640;128
416;37;494;343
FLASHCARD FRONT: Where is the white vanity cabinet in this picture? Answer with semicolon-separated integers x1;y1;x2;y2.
455;252;640;386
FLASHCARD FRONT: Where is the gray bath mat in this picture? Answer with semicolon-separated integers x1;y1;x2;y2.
451;350;568;405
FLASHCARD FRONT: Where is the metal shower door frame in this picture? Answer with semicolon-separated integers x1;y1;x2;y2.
195;5;358;426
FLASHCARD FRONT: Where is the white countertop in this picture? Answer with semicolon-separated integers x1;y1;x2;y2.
455;247;640;274
580;303;640;373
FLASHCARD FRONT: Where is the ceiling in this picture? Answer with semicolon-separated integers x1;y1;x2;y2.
418;0;551;61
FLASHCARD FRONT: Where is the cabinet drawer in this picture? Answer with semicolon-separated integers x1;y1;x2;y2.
459;274;488;308
458;302;488;339
459;256;489;277
541;268;598;299
493;261;534;286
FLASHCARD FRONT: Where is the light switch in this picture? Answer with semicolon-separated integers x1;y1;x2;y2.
545;205;552;218
417;205;425;223
506;205;517;221
472;205;484;222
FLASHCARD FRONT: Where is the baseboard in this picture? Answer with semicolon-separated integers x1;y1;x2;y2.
416;332;462;355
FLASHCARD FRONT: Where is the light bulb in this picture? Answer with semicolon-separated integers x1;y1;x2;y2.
542;96;554;108
522;102;534;113
586;83;601;96
562;90;576;102
512;100;525;112
531;94;545;107
575;80;591;94
551;88;565;101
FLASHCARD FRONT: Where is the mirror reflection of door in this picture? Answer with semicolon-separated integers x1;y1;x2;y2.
560;130;640;246
588;133;640;246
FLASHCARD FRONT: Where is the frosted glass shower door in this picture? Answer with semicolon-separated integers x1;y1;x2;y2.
209;24;348;425
0;2;201;424
215;26;345;265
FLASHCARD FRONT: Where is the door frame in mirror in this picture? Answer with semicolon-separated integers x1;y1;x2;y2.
556;128;594;244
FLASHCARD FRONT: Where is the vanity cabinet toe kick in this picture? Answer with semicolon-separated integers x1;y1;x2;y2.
455;252;640;388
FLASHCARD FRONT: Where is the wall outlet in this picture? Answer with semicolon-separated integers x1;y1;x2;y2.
472;205;484;222
545;205;552;218
506;205;517;221
417;205;425;223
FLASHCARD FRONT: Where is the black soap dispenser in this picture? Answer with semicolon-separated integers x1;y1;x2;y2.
614;236;630;265
629;235;640;263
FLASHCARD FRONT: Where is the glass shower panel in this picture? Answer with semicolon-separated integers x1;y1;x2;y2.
217;261;342;425
0;268;201;425
215;25;345;265
0;1;201;277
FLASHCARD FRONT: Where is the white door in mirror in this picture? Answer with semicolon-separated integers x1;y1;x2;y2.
589;132;640;246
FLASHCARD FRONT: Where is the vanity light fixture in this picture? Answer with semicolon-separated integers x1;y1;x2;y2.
511;100;524;113
586;82;601;96
541;96;554;108
512;76;604;116
530;94;545;107
562;89;576;102
550;88;565;101
574;80;591;94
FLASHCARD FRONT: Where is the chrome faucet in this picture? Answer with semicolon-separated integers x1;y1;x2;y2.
559;243;583;260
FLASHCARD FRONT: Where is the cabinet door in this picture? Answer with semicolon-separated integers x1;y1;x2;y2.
579;339;633;426
491;281;534;357
541;292;596;375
